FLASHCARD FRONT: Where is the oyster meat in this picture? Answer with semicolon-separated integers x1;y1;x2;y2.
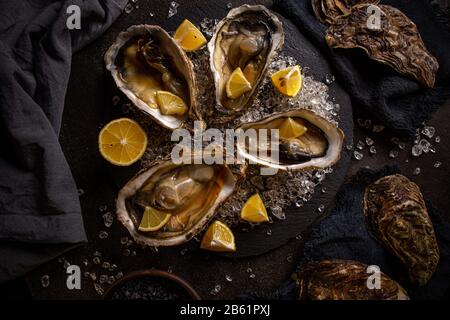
105;25;201;129
116;155;236;246
311;0;380;24
363;174;439;286
295;260;409;300
325;4;439;87
237;109;344;171
209;5;284;113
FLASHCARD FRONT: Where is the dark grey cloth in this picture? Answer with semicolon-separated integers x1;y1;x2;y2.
0;0;127;283
273;0;450;136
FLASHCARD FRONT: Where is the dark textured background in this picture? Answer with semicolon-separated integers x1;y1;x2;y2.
1;0;449;300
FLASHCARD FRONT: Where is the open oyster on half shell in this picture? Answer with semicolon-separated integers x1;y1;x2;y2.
209;5;284;114
294;260;409;300
105;25;201;130
236;109;344;171
116;153;236;247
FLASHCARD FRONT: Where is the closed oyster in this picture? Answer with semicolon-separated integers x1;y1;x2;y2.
236;109;344;171
209;5;284;114
311;0;380;24
105;25;201;129
363;174;439;286
325;4;439;87
295;260;409;300
116;154;236;246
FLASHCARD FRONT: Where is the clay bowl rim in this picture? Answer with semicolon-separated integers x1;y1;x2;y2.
102;269;201;300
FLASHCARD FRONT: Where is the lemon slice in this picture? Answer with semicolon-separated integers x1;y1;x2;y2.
98;118;147;166
155;91;188;116
173;19;207;52
278;117;308;140
200;221;236;252
226;67;252;99
271;65;303;97
138;206;172;232
241;193;269;223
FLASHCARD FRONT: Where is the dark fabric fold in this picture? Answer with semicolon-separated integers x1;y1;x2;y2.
273;0;450;136
0;0;128;284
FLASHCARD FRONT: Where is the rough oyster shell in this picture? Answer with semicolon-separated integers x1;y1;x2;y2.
311;0;380;24
325;4;439;87
116;154;236;247
236;109;344;171
208;5;284;114
295;259;409;300
105;25;201;129
363;174;439;286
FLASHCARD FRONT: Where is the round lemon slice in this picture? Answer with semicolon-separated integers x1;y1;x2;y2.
200;221;236;252
226;67;252;99
155;91;188;116
241;193;269;223
271;65;303;97
98;118;147;166
138;206;172;232
173;19;207;52
278;117;308;140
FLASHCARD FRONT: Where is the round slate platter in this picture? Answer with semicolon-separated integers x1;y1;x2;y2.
62;0;353;258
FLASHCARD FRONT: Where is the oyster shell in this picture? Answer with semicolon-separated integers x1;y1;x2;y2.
295;260;409;300
363;174;439;286
116;154;236;247
325;4;439;87
236;109;344;171
311;0;380;24
209;5;284;114
105;25;201;129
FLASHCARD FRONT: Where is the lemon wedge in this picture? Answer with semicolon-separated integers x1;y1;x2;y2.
155;91;188;116
200;221;236;252
278;117;308;140
271;65;303;97
226;67;252;99
138;206;172;232
241;193;269;223
173;19;207;52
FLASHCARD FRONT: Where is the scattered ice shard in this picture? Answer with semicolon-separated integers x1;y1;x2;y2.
167;1;179;18
389;150;399;159
412;144;423;157
421;126;435;138
353;151;363;160
41;275;50;288
324;74;335;85
102;212;114;228
365;137;374;146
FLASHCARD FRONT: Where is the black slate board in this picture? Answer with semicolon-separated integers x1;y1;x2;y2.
101;6;353;257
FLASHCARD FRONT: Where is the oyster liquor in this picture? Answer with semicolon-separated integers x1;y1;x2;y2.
179;304;270;317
